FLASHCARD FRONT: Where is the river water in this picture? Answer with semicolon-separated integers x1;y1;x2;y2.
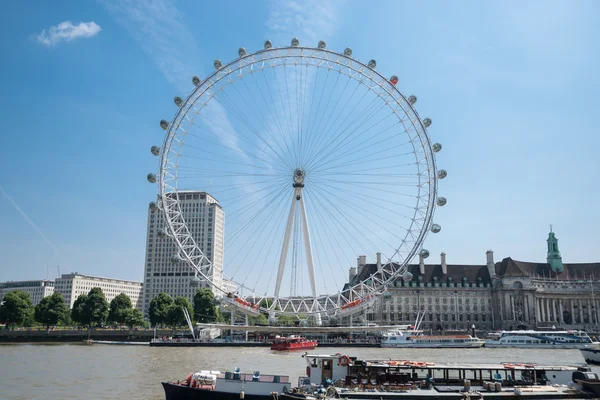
0;344;596;399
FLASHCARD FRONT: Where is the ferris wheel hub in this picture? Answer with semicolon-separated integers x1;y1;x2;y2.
293;168;305;188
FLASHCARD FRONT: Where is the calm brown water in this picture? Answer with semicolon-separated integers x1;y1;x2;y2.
0;344;595;399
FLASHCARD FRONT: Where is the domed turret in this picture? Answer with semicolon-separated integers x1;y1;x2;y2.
431;224;441;233
367;59;376;69
147;173;157;183
344;48;352;56
160;120;169;130
214;59;222;70
291;38;299;47
408;95;417;105
151;146;160;156
436;197;447;206
432;143;442;153
238;47;247;58
437;169;447;179
318;40;326;49
423;118;432;128
264;40;272;50
192;76;201;87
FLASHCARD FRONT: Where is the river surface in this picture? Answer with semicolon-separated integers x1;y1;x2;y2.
0;344;596;399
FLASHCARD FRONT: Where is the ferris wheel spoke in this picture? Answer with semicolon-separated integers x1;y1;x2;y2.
246;73;299;168
184;130;288;173
317;180;419;213
256;71;299;166
301;68;332;166
304;190;354;279
309;123;406;173
306;110;394;172
246;198;290;294
223;180;290;227
304;77;367;166
211;93;295;171
188;111;291;173
304;88;391;168
302;73;348;166
313;182;418;225
226;188;290;283
306;187;382;263
310;183;406;243
229;78;298;168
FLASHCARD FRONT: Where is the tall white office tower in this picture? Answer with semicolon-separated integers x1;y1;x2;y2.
142;191;224;314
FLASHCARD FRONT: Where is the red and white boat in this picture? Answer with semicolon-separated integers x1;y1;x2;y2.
271;335;318;351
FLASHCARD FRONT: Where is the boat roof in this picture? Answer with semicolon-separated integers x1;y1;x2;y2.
303;355;585;371
500;330;587;334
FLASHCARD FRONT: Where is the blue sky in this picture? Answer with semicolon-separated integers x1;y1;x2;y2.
0;0;599;287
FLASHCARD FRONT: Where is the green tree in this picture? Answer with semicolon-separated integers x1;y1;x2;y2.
85;287;109;327
193;288;219;323
0;290;34;328
34;292;68;330
71;294;89;326
107;293;133;326
125;308;146;329
254;313;268;325
148;292;173;327
166;296;194;328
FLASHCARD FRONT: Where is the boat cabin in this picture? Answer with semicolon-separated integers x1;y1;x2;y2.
302;354;590;389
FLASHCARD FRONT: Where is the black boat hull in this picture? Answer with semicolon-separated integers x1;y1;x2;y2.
162;382;277;400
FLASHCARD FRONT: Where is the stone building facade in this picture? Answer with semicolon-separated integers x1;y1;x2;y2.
346;229;600;331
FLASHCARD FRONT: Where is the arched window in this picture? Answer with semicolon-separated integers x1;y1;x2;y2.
512;281;523;289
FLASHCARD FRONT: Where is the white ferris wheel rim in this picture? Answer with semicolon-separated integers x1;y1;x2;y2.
155;42;441;316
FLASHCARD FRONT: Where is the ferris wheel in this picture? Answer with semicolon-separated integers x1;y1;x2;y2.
147;38;447;321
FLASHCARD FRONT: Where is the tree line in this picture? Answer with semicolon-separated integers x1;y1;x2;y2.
0;288;145;330
1;287;296;330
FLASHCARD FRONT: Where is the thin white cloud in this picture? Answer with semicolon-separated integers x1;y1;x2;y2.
266;0;342;45
102;0;199;94
34;21;101;46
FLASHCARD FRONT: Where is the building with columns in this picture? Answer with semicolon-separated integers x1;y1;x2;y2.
345;229;600;331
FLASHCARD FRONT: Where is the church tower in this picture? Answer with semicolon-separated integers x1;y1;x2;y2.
547;226;564;273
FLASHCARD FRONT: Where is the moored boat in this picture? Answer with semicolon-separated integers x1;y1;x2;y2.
271;335;317;351
381;330;485;348
293;353;594;399
580;346;600;364
485;329;598;348
162;369;291;400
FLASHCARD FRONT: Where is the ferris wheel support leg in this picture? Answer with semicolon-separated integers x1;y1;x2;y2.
274;190;299;300
299;193;321;326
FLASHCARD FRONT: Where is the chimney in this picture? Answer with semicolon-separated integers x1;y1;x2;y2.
441;252;447;275
349;267;357;282
357;255;366;275
486;250;496;279
376;252;382;270
419;254;425;275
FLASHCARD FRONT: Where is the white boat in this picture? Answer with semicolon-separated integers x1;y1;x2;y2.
485;330;598;348
298;353;591;395
381;330;485;348
581;346;600;364
89;340;149;345
380;311;485;348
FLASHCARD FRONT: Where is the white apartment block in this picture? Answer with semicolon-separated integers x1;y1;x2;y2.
0;280;55;306
54;273;143;310
143;191;225;314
